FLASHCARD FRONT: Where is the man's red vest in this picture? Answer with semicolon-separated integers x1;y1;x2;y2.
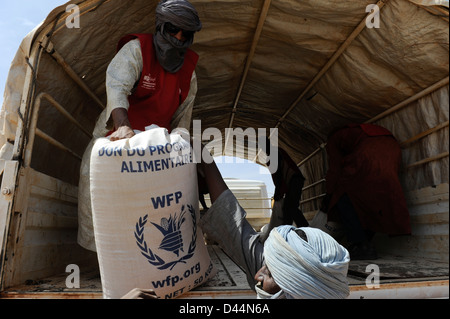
114;33;198;133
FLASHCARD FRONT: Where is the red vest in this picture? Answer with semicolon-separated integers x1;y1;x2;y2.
113;33;198;133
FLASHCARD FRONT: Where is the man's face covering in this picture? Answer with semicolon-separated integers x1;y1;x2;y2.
154;0;202;73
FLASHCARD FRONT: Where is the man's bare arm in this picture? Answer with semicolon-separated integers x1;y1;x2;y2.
109;108;135;141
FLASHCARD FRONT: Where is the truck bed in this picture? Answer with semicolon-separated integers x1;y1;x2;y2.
1;169;448;299
0;245;447;299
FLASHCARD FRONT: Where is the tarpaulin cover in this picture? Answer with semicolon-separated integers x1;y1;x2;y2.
0;0;448;193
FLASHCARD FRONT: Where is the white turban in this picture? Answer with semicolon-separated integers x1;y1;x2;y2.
264;225;350;299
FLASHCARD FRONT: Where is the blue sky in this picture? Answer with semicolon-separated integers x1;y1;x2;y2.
0;1;68;107
0;0;275;196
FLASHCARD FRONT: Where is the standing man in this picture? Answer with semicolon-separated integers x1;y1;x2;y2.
78;0;202;252
324;123;411;260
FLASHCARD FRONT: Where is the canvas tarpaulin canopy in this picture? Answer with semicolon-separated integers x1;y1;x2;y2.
0;0;448;196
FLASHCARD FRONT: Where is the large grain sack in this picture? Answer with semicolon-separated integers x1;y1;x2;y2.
90;127;216;299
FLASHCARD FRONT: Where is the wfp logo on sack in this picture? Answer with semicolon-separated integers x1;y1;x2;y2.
134;205;197;270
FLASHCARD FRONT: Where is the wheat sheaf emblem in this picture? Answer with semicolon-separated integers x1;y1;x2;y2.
134;205;197;270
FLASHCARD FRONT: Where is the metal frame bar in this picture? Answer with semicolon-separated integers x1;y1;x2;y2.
366;77;449;124
400;120;449;148
406;152;449;169
43;40;105;111
407;0;449;22
253;1;388;161
274;0;388;130
299;121;449;205
224;0;272;154
298;76;449;168
25;92;93;167
302;179;326;192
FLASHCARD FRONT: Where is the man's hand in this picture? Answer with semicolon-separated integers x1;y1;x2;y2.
121;288;159;299
110;126;135;141
110;108;135;141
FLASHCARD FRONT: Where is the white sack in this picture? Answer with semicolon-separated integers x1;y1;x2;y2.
90;127;215;299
